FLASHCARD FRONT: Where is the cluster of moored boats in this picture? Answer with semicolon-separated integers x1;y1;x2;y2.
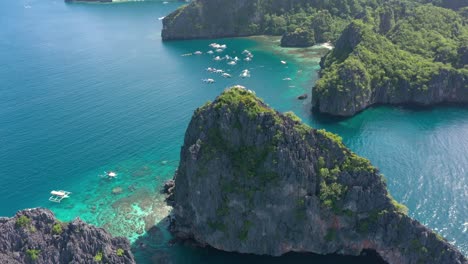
189;43;257;84
186;43;292;85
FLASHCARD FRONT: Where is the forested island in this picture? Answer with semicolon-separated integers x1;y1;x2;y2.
162;0;468;116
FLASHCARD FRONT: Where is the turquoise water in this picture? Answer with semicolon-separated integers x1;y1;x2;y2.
0;0;466;262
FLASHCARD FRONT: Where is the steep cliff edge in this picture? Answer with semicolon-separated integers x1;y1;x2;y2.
0;208;135;264
169;87;466;264
312;5;468;116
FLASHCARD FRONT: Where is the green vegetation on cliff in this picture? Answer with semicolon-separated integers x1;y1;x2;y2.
171;87;466;262
313;3;468;116
162;0;383;43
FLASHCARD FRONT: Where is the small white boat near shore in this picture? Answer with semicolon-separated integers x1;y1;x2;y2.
49;190;71;203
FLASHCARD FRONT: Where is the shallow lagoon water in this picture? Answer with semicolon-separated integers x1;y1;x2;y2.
0;0;466;262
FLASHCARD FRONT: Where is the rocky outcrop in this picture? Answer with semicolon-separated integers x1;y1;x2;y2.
0;208;135;264
169;87;466;264
313;66;468;117
281;28;315;47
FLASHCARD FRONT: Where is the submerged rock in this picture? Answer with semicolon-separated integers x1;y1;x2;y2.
169;87;466;264
0;208;135;264
112;187;123;195
297;93;308;100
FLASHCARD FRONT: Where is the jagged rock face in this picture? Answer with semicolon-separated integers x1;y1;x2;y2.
171;87;467;264
0;208;135;264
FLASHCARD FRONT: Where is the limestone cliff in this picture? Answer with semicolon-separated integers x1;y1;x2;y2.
0;208;135;264
169;87;466;264
161;0;374;42
312;4;468;116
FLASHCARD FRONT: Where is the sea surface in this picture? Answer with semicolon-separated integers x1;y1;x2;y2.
0;0;466;263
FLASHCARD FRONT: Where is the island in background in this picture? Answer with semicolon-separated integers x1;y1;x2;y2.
162;0;468;116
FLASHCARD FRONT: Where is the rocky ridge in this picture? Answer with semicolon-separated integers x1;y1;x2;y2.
0;208;135;264
169;87;467;264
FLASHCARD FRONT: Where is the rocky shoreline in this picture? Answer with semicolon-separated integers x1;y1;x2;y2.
0;208;135;264
167;87;467;264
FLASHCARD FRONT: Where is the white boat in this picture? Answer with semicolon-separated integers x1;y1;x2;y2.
214;56;222;61
215;49;224;53
244;57;252;62
242;50;250;54
207;50;214;54
158;16;165;21
194;51;203;55
214;69;224;73
281;60;287;65
240;69;250;78
222;73;232;78
106;171;117;178
228;61;237;66
203;78;215;84
234;56;240;61
49;190;71;203
283;78;292;81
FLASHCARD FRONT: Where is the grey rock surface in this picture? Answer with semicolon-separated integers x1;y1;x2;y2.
0;208;135;264
170;87;467;264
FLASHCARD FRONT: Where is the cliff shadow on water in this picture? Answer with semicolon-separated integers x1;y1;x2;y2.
131;223;387;264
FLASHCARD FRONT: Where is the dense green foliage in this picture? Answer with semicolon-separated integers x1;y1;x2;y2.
16;215;31;228
26;249;40;261
315;3;467;107
94;251;103;262
116;248;125;257
52;223;63;235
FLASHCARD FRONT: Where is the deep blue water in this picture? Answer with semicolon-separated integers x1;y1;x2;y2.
0;0;466;262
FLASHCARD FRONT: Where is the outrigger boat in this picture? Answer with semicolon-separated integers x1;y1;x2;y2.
49;190;71;203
